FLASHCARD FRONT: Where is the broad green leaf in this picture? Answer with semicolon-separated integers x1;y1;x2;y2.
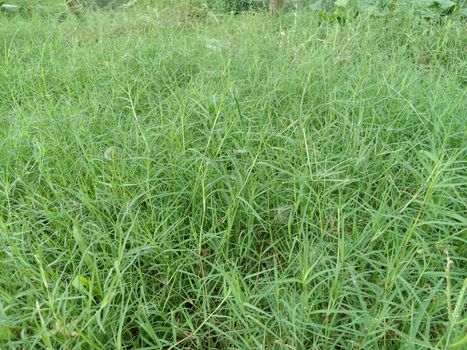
433;0;456;11
450;334;467;348
72;226;94;270
72;275;92;294
0;302;11;341
335;0;350;7
0;324;11;341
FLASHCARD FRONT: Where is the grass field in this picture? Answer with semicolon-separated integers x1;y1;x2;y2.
0;2;466;349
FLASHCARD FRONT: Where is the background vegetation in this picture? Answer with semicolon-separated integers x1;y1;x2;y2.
0;0;466;349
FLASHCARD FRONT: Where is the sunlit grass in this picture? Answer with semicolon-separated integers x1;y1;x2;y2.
0;2;466;349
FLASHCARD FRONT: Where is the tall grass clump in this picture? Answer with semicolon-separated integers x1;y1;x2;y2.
0;2;466;349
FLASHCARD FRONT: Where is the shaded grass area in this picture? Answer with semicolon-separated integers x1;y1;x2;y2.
0;4;466;349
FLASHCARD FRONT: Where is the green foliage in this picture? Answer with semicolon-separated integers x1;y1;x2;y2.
308;0;465;17
0;2;466;349
205;0;268;12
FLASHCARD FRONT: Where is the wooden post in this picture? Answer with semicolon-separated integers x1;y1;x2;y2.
271;0;285;16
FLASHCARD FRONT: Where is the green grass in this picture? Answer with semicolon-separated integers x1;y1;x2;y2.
0;2;466;349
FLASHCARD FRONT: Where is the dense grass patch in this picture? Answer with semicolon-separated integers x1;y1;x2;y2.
0;3;466;349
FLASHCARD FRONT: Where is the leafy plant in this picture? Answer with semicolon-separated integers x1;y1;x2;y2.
0;1;465;349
